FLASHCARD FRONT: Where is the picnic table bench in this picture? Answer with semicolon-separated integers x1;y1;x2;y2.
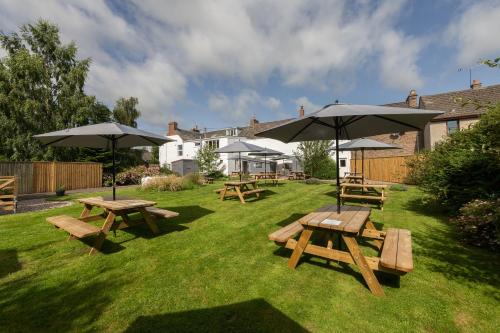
216;180;264;203
268;205;413;296
46;197;179;255
340;183;387;210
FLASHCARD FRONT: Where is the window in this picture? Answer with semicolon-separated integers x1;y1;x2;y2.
194;142;200;147
447;120;459;135
339;159;346;167
255;162;263;168
177;144;183;156
225;128;239;136
206;140;220;149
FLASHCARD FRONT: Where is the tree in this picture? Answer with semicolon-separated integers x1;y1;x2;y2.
150;146;160;164
0;20;111;161
294;140;336;179
195;143;224;176
113;97;140;127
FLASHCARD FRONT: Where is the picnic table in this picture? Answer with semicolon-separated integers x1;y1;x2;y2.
342;175;363;184
268;205;413;296
216;180;264;203
340;183;387;210
47;197;179;255
288;171;307;180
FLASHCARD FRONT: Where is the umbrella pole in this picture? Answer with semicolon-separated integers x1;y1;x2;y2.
239;152;242;182
112;137;116;201
264;154;267;184
354;151;357;175
335;120;341;214
362;148;365;193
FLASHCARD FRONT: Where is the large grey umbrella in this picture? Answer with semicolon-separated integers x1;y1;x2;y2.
330;138;400;186
34;122;172;200
248;148;283;180
216;141;264;181
271;154;296;174
256;103;443;213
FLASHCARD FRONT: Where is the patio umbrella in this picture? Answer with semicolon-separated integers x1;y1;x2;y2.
216;141;265;181
271;154;295;174
248;148;283;181
34;122;173;200
330;138;400;186
255;103;443;213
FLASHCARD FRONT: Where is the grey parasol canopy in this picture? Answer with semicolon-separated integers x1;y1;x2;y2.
330;138;400;186
34;122;173;200
248;148;283;180
256;103;443;213
216;141;264;181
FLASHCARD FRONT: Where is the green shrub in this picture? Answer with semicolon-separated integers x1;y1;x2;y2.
304;177;321;185
452;198;500;251
116;165;161;185
408;105;500;212
141;175;184;192
390;184;408;191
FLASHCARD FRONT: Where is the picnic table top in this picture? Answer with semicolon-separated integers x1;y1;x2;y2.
344;175;363;179
77;198;156;211
341;183;387;188
297;205;371;234
223;180;257;186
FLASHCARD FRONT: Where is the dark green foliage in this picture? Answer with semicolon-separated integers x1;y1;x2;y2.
408;105;500;213
0;20;112;161
150;146;160;164
112;97;140;127
115;165;161;185
452;198;500;251
195;143;224;175
294;140;336;179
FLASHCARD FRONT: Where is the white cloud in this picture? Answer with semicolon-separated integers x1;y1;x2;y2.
446;1;500;66
265;97;282;110
293;97;322;114
209;90;283;121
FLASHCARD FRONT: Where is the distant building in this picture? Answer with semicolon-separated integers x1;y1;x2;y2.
159;107;351;176
364;81;500;158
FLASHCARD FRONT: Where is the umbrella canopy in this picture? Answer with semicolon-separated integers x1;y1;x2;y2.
330;138;400;185
34;122;173;200
256;103;443;212
216;141;265;181
248;148;283;181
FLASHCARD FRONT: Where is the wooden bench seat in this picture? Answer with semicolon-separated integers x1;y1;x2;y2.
242;188;265;196
341;193;384;201
268;221;304;244
380;228;413;273
145;207;179;219
215;188;224;193
47;215;101;239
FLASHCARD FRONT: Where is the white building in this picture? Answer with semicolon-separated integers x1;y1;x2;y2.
159;108;351;177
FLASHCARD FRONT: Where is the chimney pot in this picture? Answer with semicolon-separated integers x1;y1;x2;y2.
167;121;178;136
406;89;418;108
250;116;259;128
192;125;200;133
299;105;305;117
471;79;482;90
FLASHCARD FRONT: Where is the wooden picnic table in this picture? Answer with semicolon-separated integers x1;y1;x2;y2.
342;175;363;184
268;205;413;296
340;183;387;210
217;180;265;203
47;197;179;255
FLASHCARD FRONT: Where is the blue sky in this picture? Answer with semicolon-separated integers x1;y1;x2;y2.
1;0;500;134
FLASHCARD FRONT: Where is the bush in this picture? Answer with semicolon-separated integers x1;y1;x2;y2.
408;105;500;212
182;173;204;188
115;165;161;185
390;184;408;191
141;175;184;192
304;177;321;185
452;198;500;251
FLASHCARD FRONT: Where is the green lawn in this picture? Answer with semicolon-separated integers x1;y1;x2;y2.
0;182;499;332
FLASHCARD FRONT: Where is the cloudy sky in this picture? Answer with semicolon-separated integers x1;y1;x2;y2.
1;0;500;134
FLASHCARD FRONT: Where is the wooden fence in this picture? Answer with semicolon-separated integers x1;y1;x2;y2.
0;162;102;194
350;155;414;183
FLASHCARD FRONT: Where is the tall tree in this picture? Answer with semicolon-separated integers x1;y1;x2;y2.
113;97;140;127
294;140;336;179
195;143;224;176
0;20;111;161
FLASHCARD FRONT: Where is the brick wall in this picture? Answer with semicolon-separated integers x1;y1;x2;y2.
361;131;422;158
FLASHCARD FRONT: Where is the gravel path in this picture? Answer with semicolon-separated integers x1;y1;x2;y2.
0;198;72;215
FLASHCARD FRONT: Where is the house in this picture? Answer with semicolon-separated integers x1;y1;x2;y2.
363;80;500;158
159;107;351;176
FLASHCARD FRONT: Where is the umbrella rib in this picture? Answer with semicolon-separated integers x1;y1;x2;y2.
40;136;71;147
374;115;422;130
342;115;366;127
311;118;337;130
287;118;315;142
138;135;162;146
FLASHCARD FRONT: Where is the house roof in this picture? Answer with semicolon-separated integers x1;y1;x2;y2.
419;84;500;120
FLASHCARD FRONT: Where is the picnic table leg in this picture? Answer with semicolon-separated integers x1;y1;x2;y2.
235;186;246;204
138;207;161;235
341;234;384;296
220;186;228;201
288;227;313;269
364;220;383;250
79;204;93;219
89;211;116;255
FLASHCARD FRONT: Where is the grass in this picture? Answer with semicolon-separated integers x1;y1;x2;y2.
0;182;499;332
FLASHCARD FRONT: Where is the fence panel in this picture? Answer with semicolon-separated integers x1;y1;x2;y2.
0;161;102;193
350;155;414;183
0;162;33;194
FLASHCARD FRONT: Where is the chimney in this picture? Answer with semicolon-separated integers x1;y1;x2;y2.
470;79;482;90
299;105;305;117
250;116;259;128
167;121;178;136
192;125;200;133
406;89;418;108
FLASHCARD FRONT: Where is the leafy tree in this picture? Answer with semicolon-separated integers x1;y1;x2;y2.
195;143;224;177
0;20;111;161
480;57;500;68
294;140;336;179
150;146;160;164
113;97;140;127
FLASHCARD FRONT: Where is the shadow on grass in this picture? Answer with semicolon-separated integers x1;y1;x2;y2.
275;213;307;227
0;277;115;332
404;197;500;297
125;298;309;333
0;249;22;278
